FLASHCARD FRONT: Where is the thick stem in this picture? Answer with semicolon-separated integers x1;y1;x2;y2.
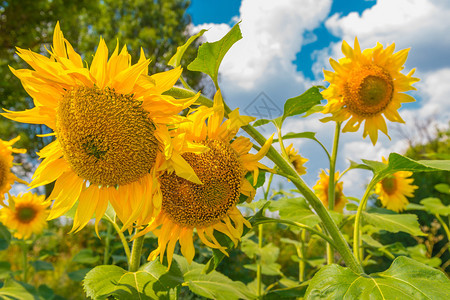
257;224;263;298
129;234;145;272
298;230;306;282
435;214;450;256
326;122;341;264
165;87;364;274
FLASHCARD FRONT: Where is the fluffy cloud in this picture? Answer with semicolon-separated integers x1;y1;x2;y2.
322;0;450;72
192;0;332;109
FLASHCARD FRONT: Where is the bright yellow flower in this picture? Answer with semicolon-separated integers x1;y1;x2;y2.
321;37;419;145
0;136;26;199
285;144;307;175
0;193;50;239
313;170;347;213
375;157;418;212
2;22;201;233
136;90;273;267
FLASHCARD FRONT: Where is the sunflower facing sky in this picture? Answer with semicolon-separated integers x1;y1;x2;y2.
321;37;419;145
135;90;273;267
0;193;50;239
375;157;418;212
0;136;26;200
313;170;347;213
2;22;203;233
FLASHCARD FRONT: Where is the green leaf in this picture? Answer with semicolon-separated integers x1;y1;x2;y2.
83;259;183;300
0;279;36;300
188;23;242;86
362;212;425;236
252;119;271;127
407;244;442;268
0;261;11;280
372;153;449;179
67;268;91;282
268;197;320;227
305;256;450;299
282;86;323;122
183;264;255;300
30;260;54;272
169;29;207;67
0;223;11;251
420;197;450;216
241;236;282;276
435;183;450;194
72;249;100;265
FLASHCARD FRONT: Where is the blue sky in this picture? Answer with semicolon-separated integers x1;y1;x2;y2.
185;0;450;197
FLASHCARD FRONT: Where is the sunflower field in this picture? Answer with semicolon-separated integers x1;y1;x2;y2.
1;4;450;300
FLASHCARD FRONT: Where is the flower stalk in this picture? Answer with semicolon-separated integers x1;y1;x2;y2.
129;234;145;272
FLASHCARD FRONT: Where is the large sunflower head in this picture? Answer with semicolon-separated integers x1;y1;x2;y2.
0;136;26;199
136;90;274;267
0;193;50;239
2;22;201;233
313;170;347;213
285;144;308;175
375;157;418;212
321;37;419;145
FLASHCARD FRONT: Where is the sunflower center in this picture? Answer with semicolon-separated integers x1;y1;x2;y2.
160;139;244;228
56;86;159;186
381;176;397;195
344;64;394;117
16;206;36;223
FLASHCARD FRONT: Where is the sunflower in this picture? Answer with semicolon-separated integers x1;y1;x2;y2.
321;37;419;145
0;136;26;200
136;90;273;267
0;193;50;239
2;22;202;233
285;144;308;175
375;157;418;212
313;170;347;213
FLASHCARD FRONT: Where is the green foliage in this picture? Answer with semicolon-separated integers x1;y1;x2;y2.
305;256;450;299
84;255;255;300
268;197;320;227
362;211;425;236
188;22;242;87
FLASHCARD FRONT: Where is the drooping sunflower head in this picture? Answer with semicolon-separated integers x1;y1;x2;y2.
313;170;347;213
321;37;419;145
0;136;26;199
2;22;200;233
0;193;50;239
375;157;418;212
137;90;274;267
285;144;308;175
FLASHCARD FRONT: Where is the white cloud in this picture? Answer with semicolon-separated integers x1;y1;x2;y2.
192;0;332;109
323;0;450;72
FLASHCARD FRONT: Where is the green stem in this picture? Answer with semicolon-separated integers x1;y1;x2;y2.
104;222;113;265
298;230;306;282
256;218;338;250
21;241;28;283
353;179;377;265
326;122;341;264
165;87;363;274
104;215;131;263
129;234;145;272
435;214;450;255
264;173;274;201
257;224;263;298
